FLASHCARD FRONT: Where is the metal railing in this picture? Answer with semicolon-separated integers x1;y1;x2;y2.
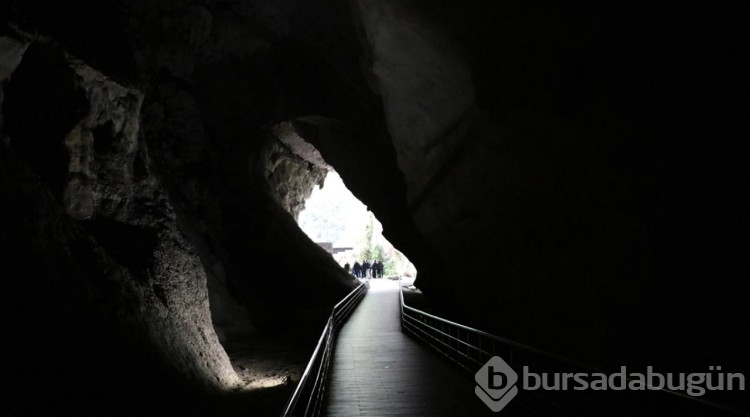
280;279;368;417
399;278;748;416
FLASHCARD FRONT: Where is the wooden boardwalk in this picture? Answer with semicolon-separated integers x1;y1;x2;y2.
323;279;505;417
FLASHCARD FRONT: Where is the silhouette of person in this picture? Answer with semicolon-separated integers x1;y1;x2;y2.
344;262;350;274
363;260;371;278
353;261;362;278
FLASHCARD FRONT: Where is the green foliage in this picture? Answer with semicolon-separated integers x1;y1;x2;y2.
297;194;347;242
372;245;383;260
353;211;414;276
358;211;375;260
383;252;399;276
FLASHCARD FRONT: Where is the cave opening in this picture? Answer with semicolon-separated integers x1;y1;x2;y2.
297;169;417;281
263;121;417;284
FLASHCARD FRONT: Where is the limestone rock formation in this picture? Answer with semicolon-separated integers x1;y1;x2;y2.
2;36;241;414
263;122;329;220
3;1;364;413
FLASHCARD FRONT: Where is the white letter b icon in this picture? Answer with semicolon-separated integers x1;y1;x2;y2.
475;356;519;412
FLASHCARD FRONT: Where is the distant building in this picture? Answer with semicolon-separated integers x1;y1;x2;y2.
315;242;353;256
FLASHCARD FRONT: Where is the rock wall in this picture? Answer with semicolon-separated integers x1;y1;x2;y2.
263;122;329;220
3;0;372;411
1;35;239;414
355;0;748;375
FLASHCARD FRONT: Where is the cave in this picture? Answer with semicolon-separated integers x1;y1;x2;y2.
1;1;747;416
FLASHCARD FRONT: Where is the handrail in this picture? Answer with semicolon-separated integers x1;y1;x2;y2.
398;277;749;416
280;279;369;417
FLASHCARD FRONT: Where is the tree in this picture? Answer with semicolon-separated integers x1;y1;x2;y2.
358;211;375;260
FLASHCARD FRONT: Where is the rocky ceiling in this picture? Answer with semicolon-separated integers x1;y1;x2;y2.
1;0;746;414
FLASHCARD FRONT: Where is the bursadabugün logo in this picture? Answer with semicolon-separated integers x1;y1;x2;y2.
475;356;746;413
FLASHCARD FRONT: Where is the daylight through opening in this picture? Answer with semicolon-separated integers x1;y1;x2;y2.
297;170;417;282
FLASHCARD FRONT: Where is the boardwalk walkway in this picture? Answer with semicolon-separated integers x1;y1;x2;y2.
324;279;502;417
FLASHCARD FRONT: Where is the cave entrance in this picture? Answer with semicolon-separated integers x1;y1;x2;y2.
297;170;416;281
264;122;416;283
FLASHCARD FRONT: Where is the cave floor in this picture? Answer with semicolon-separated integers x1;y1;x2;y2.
224;332;314;390
216;321;324;415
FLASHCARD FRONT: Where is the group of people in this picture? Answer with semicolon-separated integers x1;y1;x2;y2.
343;260;384;278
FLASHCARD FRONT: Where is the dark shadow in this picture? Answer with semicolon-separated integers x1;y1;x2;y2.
83;218;159;281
